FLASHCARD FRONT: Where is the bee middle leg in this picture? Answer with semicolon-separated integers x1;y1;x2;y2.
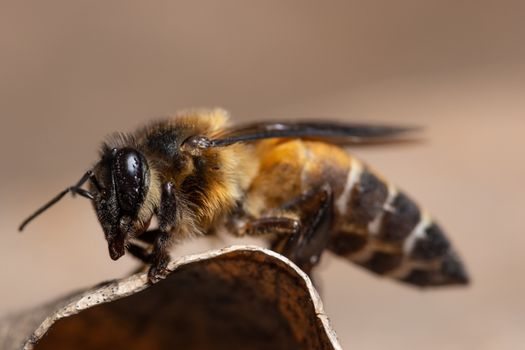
243;185;334;275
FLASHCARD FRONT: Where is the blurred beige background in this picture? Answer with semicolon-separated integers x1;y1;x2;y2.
1;1;524;349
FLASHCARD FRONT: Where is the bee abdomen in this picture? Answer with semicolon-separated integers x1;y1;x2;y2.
330;160;469;287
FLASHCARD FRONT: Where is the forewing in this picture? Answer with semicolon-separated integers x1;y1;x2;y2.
211;121;419;146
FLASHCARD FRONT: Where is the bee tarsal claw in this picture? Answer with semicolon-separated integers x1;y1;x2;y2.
147;264;170;284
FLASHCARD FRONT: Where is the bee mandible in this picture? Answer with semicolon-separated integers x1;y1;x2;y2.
20;109;469;286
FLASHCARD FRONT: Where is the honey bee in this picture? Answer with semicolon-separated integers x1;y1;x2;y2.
20;108;469;286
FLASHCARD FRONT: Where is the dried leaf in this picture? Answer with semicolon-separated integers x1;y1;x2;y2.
0;246;342;350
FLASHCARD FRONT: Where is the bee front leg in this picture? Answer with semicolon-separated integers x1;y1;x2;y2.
242;185;334;275
148;230;172;283
126;241;153;263
134;229;163;245
126;229;169;274
126;229;164;264
147;182;179;283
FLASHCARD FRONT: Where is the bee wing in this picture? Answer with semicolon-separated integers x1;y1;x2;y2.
211;121;420;147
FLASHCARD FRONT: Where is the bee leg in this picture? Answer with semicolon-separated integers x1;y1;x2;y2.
244;185;334;275
148;231;172;283
244;217;301;237
278;186;333;275
126;242;153;263
135;229;163;244
148;182;178;283
126;229;164;265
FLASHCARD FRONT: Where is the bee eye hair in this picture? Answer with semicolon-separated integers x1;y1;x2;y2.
112;148;147;214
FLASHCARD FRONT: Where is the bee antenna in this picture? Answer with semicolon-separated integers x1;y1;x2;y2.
18;170;95;232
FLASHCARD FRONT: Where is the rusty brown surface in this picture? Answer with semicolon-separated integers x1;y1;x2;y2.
0;246;341;350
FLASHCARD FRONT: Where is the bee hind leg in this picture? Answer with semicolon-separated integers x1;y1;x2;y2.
245;185;334;275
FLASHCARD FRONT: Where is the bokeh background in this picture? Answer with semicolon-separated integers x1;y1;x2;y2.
1;1;524;349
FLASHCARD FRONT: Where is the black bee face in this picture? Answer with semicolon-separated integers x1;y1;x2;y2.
92;147;150;260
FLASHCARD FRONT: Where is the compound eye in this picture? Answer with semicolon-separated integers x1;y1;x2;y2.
113;148;147;214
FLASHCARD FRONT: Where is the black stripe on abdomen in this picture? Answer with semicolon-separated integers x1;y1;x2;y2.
329;233;368;256
379;191;420;243
410;222;450;260
331;165;469;286
363;252;403;274
346;169;388;226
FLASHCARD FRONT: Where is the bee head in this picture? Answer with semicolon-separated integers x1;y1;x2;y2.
91;147;151;260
